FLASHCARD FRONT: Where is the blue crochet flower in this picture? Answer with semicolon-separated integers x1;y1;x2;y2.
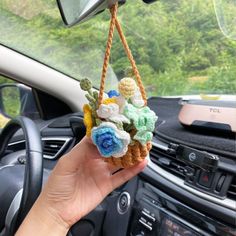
108;90;119;98
91;122;130;158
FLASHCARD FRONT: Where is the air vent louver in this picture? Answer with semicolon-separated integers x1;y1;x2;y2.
227;177;236;200
150;143;187;180
43;139;68;159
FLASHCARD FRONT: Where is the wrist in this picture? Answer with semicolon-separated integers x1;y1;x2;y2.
16;196;70;236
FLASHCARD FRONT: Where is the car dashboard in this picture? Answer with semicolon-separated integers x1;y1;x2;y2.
4;111;236;236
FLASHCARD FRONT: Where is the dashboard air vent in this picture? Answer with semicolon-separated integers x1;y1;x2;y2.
42;138;71;159
150;141;187;180
227;177;236;200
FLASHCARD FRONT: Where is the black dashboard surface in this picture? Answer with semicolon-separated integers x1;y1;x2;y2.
148;97;236;158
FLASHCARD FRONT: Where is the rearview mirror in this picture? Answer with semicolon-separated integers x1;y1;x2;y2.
57;0;125;26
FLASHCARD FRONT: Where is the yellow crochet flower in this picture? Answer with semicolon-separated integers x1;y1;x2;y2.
83;104;93;137
118;77;136;98
102;98;116;105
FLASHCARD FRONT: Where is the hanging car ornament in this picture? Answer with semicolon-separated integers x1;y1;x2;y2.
80;3;157;168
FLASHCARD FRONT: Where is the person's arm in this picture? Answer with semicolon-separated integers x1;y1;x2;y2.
16;137;147;236
16;197;69;236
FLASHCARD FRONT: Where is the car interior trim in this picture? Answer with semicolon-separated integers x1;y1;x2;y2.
147;151;236;211
42;137;73;159
5;189;23;230
0;45;87;112
8;136;73;160
160;206;212;235
0;164;14;171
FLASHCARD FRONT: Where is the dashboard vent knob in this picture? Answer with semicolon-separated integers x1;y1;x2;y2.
216;175;226;192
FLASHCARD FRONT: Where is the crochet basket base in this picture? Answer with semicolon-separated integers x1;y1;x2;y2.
104;141;152;168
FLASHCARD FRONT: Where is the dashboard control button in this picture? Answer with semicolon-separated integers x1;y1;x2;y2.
138;219;153;231
142;208;150;214
135;231;145;236
151;199;159;205
140;216;147;223
199;171;213;188
141;210;156;222
185;166;195;177
117;192;130;214
216;175;226;192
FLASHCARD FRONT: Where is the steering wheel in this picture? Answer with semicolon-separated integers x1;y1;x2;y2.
0;116;43;236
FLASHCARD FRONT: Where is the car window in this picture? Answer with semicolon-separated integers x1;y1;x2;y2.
0;76;13;128
0;0;236;97
0;0;118;91
0;75;39;129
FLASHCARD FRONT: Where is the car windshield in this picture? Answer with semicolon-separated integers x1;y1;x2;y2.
0;0;236;97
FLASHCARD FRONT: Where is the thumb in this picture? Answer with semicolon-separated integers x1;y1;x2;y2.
110;159;147;190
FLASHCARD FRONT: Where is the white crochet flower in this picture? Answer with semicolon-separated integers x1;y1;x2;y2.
130;88;145;108
97;103;130;124
115;95;127;113
97;103;118;119
103;93;109;99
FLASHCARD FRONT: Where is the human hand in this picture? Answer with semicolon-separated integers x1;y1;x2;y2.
16;137;147;235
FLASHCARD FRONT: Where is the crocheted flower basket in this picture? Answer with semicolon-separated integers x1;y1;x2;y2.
105;140;152;168
80;3;158;168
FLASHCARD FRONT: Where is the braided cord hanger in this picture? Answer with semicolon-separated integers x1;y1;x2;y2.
98;3;147;106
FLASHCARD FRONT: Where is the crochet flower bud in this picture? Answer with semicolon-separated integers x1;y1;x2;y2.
80;78;92;91
118;77;136;99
